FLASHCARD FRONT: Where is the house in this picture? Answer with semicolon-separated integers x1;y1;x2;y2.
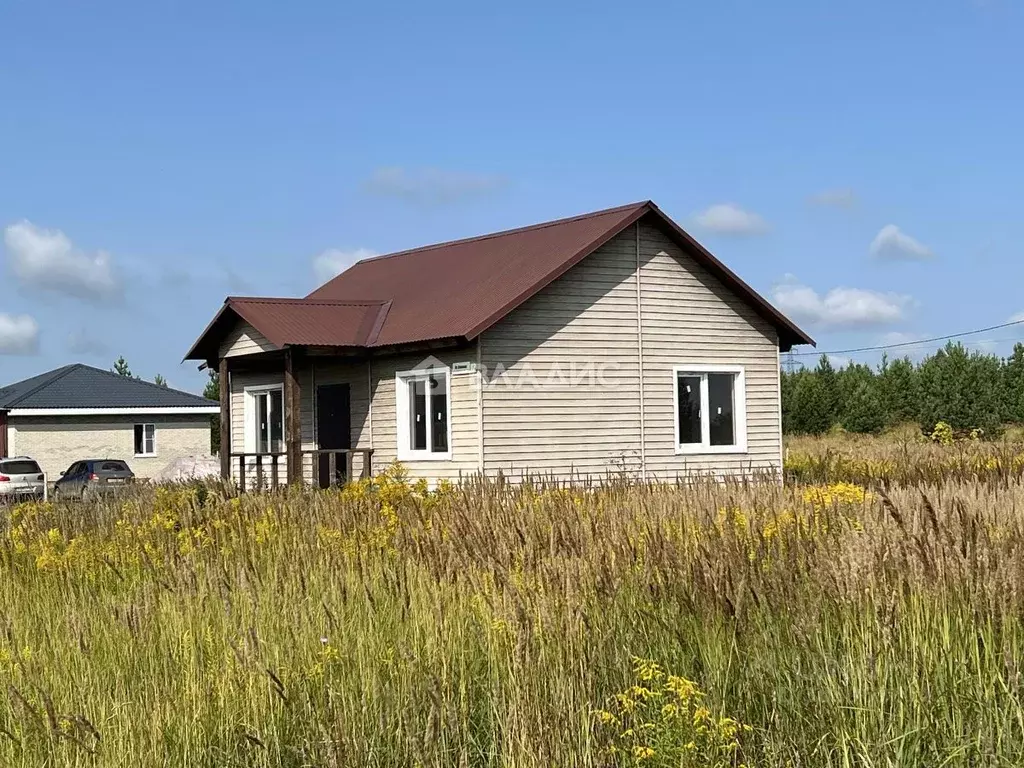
185;201;813;487
0;364;219;480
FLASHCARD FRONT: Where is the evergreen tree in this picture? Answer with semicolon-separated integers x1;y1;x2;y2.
878;355;919;427
153;374;168;388
113;356;133;378
837;363;885;433
1003;343;1024;423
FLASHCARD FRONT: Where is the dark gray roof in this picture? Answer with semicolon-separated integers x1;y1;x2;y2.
0;364;216;410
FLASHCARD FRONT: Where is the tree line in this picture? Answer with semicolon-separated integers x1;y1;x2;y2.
782;341;1024;436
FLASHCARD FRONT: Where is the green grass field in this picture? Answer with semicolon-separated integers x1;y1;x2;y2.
2;440;1024;767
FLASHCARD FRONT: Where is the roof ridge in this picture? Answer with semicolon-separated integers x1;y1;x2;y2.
229;296;388;307
71;363;213;403
4;364;82;408
346;201;651;268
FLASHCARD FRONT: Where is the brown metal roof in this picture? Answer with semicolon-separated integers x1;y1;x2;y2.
185;201;813;362
184;298;391;361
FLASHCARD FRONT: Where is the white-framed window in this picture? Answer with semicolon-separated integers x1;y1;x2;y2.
134;423;156;456
244;384;284;454
672;365;747;454
395;367;451;461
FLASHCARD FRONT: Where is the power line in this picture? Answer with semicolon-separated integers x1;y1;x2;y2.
791;318;1024;357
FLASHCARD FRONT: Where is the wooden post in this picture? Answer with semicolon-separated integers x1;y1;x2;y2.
283;347;302;484
219;358;230;480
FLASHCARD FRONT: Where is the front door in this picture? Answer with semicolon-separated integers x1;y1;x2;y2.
316;383;351;488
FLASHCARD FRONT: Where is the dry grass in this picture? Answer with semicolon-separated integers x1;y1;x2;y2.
1;455;1023;766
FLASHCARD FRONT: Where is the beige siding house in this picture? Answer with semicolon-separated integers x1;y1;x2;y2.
187;201;812;487
0;364;218;480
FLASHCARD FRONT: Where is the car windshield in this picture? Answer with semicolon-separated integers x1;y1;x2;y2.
98;461;130;473
0;460;42;475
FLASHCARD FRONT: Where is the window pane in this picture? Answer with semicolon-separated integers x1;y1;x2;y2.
410;379;427;450
708;374;736;446
145;424;155;454
677;375;702;444
430;375;448;453
256;393;269;453
269;390;284;452
134;424;144;454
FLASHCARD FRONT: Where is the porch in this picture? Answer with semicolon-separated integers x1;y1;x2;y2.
218;348;376;491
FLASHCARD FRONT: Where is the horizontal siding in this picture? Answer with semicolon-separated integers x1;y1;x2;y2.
481;228;642;481
219;321;276;359
226;350;480;485
368;349;480;482
639;223;781;479
227;370;288;484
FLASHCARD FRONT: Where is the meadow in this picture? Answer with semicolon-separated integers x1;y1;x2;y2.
3;435;1024;767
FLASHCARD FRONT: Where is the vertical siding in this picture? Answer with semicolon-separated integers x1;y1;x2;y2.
219;321;276;358
480;229;642;481
638;222;781;478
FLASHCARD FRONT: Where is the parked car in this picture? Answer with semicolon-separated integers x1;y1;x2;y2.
53;459;135;500
0;456;46;502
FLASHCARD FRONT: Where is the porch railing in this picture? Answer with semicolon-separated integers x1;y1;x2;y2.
230;449;374;492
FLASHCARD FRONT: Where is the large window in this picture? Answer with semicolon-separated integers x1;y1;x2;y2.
673;366;747;454
396;368;451;460
245;386;284;454
134;423;156;456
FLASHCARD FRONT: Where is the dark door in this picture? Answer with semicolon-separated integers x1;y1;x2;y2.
316;383;351;488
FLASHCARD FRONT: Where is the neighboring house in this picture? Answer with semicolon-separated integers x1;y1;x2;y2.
0;364;219;480
185;201;813;487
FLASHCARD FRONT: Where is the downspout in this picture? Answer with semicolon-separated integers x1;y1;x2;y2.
636;222;646;480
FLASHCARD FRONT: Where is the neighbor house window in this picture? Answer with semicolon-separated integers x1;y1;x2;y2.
673;366;747;454
396;368;450;460
245;386;284;454
134;424;156;456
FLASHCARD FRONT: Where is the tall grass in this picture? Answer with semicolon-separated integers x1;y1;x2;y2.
1;460;1024;766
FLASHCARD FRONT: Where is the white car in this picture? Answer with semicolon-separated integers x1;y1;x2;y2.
0;456;46;502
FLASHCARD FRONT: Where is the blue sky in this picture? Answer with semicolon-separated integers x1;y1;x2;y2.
2;0;1022;390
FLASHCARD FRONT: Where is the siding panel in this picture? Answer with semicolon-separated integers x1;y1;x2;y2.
638;224;781;478
220;321;276;358
481;229;642;481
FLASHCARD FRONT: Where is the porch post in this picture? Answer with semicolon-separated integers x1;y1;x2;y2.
218;358;231;480
284;347;302;483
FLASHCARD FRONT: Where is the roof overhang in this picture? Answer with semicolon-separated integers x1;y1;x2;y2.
7;406;220;417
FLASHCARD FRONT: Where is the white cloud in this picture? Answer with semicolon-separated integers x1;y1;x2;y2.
3;221;121;302
691;203;768;236
869;224;933;261
363;167;508;207
312;248;377;283
809;188;857;208
0;313;40;355
772;278;912;328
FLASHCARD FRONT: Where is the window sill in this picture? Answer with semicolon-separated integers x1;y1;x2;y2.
134;454;158;459
675;444;748;456
397;451;453;463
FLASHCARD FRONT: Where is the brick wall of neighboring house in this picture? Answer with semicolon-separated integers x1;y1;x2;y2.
7;414;213;480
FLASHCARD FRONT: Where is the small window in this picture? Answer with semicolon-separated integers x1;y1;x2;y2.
396;368;451;460
134;424;156;456
673;367;747;454
249;388;284;454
